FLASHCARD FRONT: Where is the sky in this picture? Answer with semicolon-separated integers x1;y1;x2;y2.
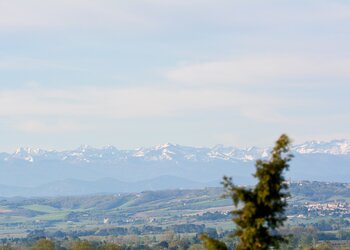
0;0;349;152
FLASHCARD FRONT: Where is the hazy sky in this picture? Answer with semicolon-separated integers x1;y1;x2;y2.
0;0;349;152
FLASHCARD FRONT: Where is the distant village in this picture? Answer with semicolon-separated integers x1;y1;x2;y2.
288;201;350;218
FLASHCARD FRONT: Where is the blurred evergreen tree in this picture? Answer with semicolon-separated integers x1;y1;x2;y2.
203;134;292;250
70;240;94;250
29;239;56;250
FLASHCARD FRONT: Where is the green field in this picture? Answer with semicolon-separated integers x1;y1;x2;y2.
0;181;348;243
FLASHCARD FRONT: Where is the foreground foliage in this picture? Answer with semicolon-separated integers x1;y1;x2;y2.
29;239;56;250
1;230;350;250
203;134;292;249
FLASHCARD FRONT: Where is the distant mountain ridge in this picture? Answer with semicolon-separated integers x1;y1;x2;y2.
3;139;350;164
0;139;349;196
0;176;214;197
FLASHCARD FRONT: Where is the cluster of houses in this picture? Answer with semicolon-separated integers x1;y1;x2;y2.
302;201;350;217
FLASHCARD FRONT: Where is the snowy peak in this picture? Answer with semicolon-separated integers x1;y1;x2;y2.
133;143;199;161
293;139;350;155
12;147;43;163
14;147;44;155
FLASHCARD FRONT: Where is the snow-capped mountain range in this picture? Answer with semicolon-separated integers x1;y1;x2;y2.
0;140;350;163
3;139;350;164
4;143;268;164
0;139;349;196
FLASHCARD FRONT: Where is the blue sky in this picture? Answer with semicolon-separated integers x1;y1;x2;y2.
0;0;349;152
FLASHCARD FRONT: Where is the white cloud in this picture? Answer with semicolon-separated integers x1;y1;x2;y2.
0;86;286;126
2;0;349;32
0;87;243;117
0;0;151;31
0;57;82;71
166;55;350;86
0;0;234;31
14;120;87;133
0;50;348;134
